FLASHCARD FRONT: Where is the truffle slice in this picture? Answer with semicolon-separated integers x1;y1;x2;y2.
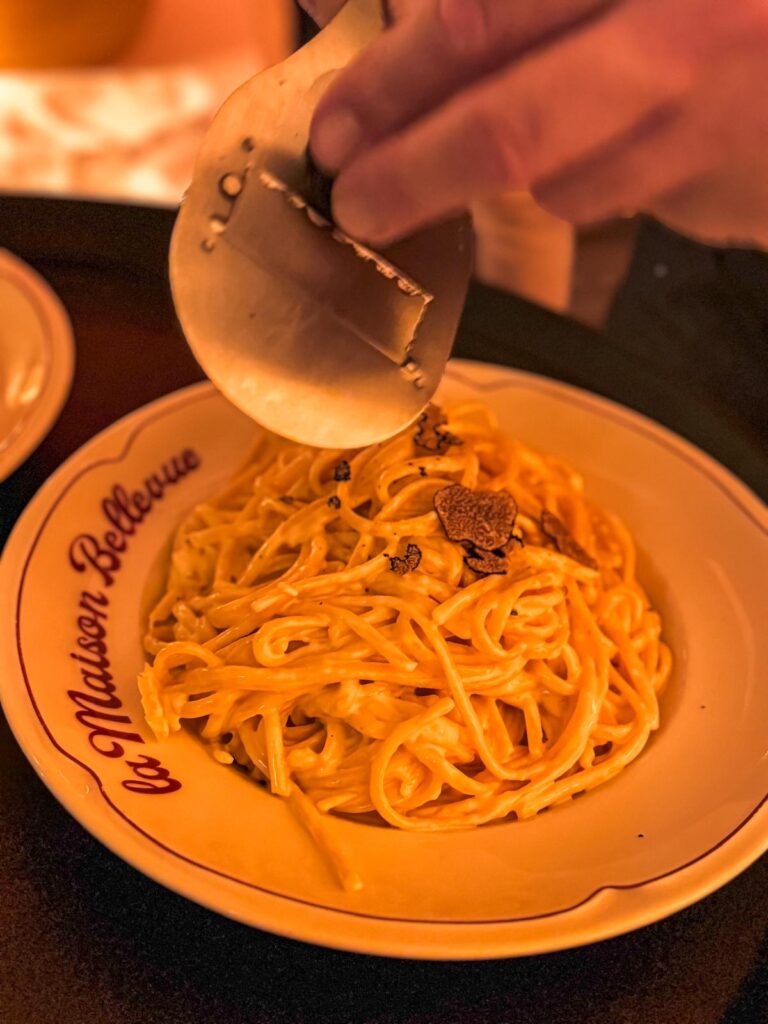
388;543;423;576
464;548;508;576
434;484;518;551
333;459;351;482
540;509;598;570
414;404;462;454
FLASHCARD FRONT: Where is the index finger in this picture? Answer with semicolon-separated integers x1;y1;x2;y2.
330;1;691;243
311;0;616;169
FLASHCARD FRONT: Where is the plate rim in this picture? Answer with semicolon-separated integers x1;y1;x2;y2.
1;361;766;958
0;248;75;482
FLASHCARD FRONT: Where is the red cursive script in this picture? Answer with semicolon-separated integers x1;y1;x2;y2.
69;449;199;586
66;449;199;794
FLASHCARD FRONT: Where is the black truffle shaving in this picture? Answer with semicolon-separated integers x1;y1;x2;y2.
388;543;423;576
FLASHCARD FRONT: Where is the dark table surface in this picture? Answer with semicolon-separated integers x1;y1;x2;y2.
0;196;766;1024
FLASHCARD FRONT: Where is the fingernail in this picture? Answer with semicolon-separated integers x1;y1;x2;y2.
312;107;362;170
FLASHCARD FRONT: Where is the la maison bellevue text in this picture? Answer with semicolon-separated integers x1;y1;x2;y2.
66;449;200;794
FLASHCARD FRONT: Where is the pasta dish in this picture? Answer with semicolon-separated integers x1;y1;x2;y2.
139;402;671;890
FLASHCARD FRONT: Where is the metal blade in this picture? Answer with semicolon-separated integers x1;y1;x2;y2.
170;0;472;448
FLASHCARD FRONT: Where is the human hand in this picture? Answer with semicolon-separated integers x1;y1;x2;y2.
306;0;768;249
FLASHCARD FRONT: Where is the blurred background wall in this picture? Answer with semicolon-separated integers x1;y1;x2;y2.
0;0;618;320
0;0;295;204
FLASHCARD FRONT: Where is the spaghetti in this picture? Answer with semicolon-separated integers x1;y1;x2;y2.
139;402;671;889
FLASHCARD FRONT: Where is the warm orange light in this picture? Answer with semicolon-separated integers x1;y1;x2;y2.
0;0;297;204
0;0;151;69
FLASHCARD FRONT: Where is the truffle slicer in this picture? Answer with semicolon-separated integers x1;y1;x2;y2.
170;0;472;448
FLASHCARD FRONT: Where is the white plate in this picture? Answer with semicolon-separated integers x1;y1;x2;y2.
1;361;766;960
0;249;75;482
